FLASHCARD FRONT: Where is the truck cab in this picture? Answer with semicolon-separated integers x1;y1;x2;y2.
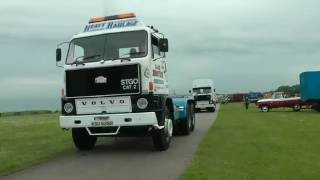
246;92;263;103
56;13;195;151
192;79;217;112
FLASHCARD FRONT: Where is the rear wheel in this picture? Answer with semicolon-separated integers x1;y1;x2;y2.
152;107;173;151
293;104;301;112
190;104;196;132
208;107;215;112
180;104;194;135
72;128;97;151
261;106;269;112
312;104;320;112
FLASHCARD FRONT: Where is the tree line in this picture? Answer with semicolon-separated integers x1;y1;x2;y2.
275;84;300;97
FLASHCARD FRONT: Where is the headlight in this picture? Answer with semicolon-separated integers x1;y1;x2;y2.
178;106;185;110
64;103;74;113
137;98;148;109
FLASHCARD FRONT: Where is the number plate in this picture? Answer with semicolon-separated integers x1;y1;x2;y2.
91;120;114;127
94;116;110;121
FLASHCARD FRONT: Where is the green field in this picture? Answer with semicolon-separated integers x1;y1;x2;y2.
182;103;320;180
0;113;73;176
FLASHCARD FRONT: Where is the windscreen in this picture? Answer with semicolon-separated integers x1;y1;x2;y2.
193;87;212;94
66;31;148;64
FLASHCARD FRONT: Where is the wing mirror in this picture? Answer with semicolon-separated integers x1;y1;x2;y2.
159;38;169;52
56;48;62;62
55;41;69;67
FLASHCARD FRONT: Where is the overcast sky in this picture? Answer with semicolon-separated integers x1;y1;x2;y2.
1;0;320;111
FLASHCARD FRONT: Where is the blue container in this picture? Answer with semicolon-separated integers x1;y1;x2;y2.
300;71;320;101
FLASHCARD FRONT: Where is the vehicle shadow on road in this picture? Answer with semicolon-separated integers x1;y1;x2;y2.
251;109;315;114
76;137;156;155
74;110;218;156
196;111;215;114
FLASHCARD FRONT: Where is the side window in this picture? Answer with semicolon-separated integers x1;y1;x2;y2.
152;36;160;58
66;43;83;63
73;45;84;61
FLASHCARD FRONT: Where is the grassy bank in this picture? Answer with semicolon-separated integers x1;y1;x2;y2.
182;103;320;180
0;113;73;176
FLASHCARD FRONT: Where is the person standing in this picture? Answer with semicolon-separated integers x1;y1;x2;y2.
244;96;250;110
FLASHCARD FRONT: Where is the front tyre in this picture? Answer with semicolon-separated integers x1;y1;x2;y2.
72;128;97;151
208;107;215;112
260;106;269;112
152;107;173;151
293;104;301;112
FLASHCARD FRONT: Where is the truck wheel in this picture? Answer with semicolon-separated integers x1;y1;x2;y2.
180;104;193;135
190;104;196;132
208;107;215;112
312;104;320;112
293;104;301;112
72;128;97;151
152;107;173;151
261;106;269;112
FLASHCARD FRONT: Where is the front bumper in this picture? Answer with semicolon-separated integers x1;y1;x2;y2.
196;103;215;109
60;112;158;129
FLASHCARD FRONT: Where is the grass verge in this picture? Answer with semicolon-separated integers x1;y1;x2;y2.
0;113;73;176
182;103;320;180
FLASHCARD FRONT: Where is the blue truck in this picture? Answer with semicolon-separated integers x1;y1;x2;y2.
173;97;196;134
245;92;263;103
300;71;320;111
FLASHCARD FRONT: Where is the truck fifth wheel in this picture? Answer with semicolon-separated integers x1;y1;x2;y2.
55;13;195;151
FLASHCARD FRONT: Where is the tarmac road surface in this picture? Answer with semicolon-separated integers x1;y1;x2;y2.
1;105;219;180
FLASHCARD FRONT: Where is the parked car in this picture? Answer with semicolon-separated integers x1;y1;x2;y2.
256;92;307;112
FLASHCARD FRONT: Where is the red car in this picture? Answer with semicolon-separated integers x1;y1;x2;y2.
256;92;307;112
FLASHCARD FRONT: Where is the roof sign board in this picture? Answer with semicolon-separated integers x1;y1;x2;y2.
83;19;139;32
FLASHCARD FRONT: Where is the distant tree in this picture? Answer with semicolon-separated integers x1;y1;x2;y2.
276;84;300;97
291;84;300;95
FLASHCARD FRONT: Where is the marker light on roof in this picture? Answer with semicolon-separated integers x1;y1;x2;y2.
89;13;136;23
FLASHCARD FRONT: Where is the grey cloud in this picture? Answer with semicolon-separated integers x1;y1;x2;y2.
173;36;320;55
1;0;320;111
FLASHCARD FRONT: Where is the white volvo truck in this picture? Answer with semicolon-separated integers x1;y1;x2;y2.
56;13;195;151
192;79;217;112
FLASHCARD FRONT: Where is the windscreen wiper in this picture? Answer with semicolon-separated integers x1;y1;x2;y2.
83;54;102;61
112;52;145;62
112;54;131;62
71;54;102;66
70;59;85;66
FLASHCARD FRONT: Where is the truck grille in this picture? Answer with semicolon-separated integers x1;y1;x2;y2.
194;95;211;101
66;64;140;97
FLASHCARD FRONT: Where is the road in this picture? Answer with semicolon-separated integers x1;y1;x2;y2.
1;106;219;180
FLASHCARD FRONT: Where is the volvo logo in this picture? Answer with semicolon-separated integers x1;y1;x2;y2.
80;99;126;106
95;76;107;84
